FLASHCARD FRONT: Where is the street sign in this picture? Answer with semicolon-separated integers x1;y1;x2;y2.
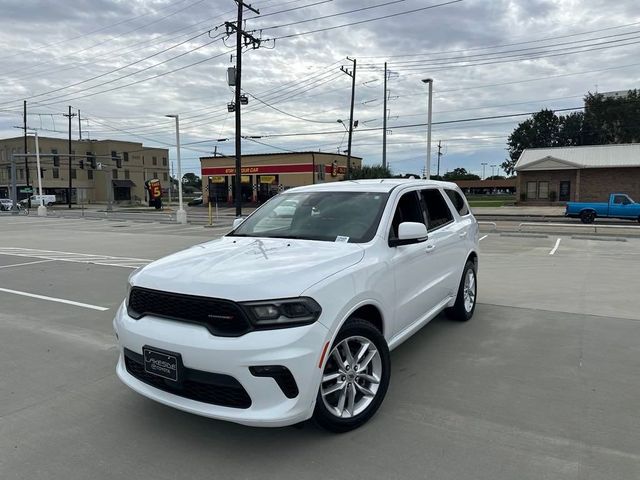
19;187;33;194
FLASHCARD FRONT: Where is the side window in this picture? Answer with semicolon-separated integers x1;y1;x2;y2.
389;191;426;239
445;189;469;216
421;189;454;231
613;195;629;205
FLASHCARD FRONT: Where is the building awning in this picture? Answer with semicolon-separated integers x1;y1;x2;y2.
112;179;136;188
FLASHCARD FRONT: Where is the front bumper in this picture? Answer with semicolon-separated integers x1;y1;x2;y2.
113;302;330;427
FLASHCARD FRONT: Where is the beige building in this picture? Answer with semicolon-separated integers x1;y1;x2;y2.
515;144;640;204
0;136;169;204
200;152;362;204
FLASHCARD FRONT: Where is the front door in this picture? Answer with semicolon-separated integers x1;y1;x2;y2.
559;181;571;201
389;190;444;336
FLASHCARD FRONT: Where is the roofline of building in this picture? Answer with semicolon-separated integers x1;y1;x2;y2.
521;143;640;153
0;135;167;150
199;151;363;161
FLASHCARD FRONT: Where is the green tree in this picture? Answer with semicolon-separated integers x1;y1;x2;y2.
502;109;561;176
182;172;202;190
583;90;640;144
443;168;480;181
348;164;391;179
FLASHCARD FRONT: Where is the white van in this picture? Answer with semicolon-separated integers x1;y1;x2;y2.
21;194;56;206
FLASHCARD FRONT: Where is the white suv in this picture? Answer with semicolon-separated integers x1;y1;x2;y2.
114;179;479;432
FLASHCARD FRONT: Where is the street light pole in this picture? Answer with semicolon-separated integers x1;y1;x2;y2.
32;131;47;217
166;114;187;224
481;162;488;180
422;78;433;180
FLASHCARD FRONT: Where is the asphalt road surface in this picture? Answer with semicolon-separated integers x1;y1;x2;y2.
1;216;639;479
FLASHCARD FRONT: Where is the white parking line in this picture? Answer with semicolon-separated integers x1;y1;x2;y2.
0;259;54;270
549;238;562;255
0;247;151;269
479;235;488;241
0;287;109;311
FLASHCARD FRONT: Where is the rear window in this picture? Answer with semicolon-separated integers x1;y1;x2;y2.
445;189;469;216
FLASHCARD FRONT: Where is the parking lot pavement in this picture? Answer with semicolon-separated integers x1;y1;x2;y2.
1;218;639;480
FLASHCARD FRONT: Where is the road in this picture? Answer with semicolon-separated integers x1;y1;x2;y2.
1;216;639;480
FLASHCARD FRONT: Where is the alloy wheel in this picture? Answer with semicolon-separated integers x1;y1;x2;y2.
320;335;382;418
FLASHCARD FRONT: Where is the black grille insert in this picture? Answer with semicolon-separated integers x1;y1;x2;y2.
124;349;251;409
127;287;251;337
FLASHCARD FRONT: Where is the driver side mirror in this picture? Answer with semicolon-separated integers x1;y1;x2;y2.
389;222;428;247
232;217;245;229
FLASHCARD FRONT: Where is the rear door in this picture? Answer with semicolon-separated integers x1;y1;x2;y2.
420;188;463;301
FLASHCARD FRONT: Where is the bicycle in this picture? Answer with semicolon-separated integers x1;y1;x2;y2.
16;203;29;215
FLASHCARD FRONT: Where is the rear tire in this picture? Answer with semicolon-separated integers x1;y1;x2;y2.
580;210;595;224
446;260;477;322
313;319;390;433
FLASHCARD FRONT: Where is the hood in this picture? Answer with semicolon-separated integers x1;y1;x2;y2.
131;236;365;301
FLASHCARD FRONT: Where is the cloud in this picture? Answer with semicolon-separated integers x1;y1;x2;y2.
0;0;639;176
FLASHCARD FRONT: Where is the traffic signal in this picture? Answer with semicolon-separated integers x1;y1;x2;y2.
79;160;84;169
53;155;60;167
116;157;122;168
90;157;96;169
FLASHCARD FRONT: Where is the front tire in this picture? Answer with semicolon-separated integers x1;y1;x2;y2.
446;260;477;321
313;319;390;433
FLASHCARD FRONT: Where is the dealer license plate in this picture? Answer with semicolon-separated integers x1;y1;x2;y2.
143;347;180;382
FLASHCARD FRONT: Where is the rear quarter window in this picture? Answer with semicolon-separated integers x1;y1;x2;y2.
445;189;470;216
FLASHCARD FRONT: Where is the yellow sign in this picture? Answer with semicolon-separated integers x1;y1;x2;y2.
210;176;225;183
260;175;276;184
241;175;251;183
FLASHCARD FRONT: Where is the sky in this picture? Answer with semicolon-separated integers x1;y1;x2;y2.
0;0;639;178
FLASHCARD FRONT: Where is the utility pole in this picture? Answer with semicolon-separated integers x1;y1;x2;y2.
169;161;174;206
422;78;434;179
490;164;496;178
78;110;82;140
382;62;387;170
225;1;261;217
63;106;76;209
341;57;356;180
23;100;31;208
481;162;488;180
436;140;443;178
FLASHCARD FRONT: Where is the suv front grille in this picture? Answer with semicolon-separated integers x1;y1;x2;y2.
124;349;252;409
127;287;251;337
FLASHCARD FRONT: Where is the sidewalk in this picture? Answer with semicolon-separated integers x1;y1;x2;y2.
472;206;566;217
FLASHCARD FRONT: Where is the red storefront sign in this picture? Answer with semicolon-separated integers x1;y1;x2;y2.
201;163;347;176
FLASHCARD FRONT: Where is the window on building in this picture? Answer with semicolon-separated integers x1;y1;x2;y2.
111;151;118;160
124;170;130;180
152;156;157;165
527;182;537;199
112;169;118;180
71;169;77;179
538;181;549;199
19;168;24;180
53;168;59;179
444;189;469;216
153;171;158;179
162;157;167;166
52;149;59;167
123;152;129;162
421;189;454;230
163;172;168;181
88;169;94;180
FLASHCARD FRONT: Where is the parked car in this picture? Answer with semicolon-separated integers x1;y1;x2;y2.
187;195;203;206
114;179;479;432
566;193;640;223
20;194;56;206
0;198;13;211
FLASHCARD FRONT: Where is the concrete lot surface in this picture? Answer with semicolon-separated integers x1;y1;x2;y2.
1;216;639;479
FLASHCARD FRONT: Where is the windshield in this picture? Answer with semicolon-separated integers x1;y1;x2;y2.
229;191;389;243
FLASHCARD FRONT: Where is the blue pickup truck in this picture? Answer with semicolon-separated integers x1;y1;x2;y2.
566;193;640;224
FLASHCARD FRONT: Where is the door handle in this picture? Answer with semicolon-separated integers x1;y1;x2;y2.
459;231;467;238
425;244;436;253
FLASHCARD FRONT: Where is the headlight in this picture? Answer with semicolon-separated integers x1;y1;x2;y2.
241;297;322;328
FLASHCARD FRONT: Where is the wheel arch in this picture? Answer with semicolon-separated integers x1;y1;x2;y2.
346;304;384;336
